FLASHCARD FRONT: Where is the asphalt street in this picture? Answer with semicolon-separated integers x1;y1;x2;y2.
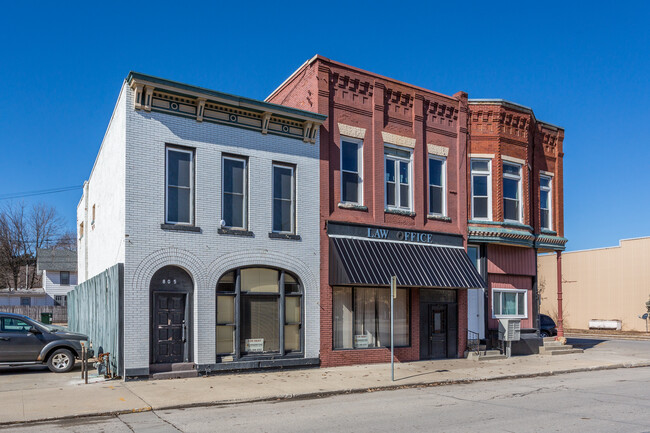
5;364;650;433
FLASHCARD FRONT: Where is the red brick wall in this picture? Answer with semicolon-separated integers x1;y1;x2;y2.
269;56;471;367
467;103;565;237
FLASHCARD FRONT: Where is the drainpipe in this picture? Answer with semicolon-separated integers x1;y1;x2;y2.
556;250;564;338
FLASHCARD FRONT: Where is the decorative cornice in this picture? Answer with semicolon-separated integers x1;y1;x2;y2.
127;72;325;144
468;224;568;251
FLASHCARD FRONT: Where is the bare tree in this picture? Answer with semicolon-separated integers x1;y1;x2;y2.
0;202;66;289
54;230;77;251
0;203;29;290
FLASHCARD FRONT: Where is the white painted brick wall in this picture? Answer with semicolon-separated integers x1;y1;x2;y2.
97;85;322;372
77;84;127;282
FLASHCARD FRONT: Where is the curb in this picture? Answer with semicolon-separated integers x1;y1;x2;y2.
3;361;650;427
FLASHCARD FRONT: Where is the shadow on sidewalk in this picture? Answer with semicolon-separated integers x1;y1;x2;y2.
397;369;450;381
567;338;606;350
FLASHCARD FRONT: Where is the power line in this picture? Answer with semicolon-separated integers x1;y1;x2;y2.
0;185;82;201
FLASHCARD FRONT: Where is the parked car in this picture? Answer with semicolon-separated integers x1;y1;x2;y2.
0;312;90;373
540;314;558;338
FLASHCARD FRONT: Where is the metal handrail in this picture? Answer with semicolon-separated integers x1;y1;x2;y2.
467;329;481;356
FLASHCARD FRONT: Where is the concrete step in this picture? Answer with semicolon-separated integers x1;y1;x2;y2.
151;370;198;380
479;354;507;361
543;341;566;347
543;337;558;343
539;346;584;355
467;350;506;361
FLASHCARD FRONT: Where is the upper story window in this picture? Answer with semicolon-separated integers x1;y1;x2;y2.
503;162;522;222
60;271;70;286
166;147;194;225
222;156;248;229
467;245;481;273
471;159;492;220
341;138;363;204
385;146;412;211
428;156;446;216
272;163;295;234
540;175;552;230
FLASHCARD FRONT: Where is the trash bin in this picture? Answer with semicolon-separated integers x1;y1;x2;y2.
40;312;52;324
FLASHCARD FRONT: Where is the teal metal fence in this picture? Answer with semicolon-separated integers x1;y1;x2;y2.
67;263;123;377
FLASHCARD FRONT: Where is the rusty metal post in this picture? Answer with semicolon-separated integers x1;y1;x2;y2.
80;343;85;379
556;250;564;338
84;347;89;384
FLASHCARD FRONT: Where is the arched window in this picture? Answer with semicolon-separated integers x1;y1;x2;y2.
216;267;302;360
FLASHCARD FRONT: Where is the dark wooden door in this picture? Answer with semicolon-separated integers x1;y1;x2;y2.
153;293;186;364
428;304;447;359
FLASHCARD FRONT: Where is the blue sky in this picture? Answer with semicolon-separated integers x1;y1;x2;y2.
0;1;648;251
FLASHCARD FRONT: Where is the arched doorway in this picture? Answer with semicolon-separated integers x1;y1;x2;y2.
150;266;193;364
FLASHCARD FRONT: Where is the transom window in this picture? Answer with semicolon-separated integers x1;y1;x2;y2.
540;175;552;230
341;138;363;204
216;267;302;358
428;156;446;216
385;146;412;210
503;162;522;222
471;159;492;220
272;164;296;233
222;156;248;229
166;147;194;225
492;288;527;318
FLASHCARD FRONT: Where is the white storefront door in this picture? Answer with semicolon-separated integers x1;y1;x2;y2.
467;288;485;339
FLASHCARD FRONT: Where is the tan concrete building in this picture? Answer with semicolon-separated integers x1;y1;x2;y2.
539;237;650;332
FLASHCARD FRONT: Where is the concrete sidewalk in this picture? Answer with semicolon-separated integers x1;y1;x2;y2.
2;338;650;425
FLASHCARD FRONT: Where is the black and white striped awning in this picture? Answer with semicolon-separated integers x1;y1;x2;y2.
329;237;485;289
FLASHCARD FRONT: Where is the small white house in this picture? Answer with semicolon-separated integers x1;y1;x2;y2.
37;249;78;306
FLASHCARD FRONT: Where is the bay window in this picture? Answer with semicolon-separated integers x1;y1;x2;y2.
333;287;409;349
503;162;522;222
385;146;412;211
428;156;446;216
492;288;527;318
341;138;363;204
540;175;552;230
470;159;491;220
222;156;247;229
166;147;194;225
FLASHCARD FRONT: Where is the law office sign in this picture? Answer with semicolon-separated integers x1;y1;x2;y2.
327;221;463;248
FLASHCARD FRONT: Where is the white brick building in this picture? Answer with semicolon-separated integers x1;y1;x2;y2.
78;73;325;378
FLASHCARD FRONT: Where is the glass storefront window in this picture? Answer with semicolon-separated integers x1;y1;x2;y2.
333;287;409;349
216;267;302;358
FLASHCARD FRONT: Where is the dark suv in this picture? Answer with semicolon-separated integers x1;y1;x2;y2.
0;312;89;373
540;314;558;338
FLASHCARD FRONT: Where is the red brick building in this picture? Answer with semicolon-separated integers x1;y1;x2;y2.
466;100;566;350
268;56;485;367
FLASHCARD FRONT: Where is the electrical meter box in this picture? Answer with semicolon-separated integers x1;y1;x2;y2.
498;318;521;341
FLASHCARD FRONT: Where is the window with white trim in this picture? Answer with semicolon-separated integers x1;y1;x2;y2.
340;138;363;204
385;146;412;211
166;147;194;225
471;159;491;220
492;288;527;318
428;156;446;216
272;163;295;233
540;175;552;230
222;156;248;229
503;162;522;222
